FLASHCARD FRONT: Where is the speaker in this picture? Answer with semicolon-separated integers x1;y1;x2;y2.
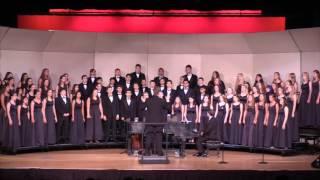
311;156;320;169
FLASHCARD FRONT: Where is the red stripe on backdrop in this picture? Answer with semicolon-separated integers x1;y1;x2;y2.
17;15;285;33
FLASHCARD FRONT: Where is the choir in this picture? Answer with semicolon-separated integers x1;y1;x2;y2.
0;65;319;156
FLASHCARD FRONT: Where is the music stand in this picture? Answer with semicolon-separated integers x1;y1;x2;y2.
259;124;268;164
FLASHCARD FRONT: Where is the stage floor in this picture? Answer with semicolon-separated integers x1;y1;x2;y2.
0;149;318;171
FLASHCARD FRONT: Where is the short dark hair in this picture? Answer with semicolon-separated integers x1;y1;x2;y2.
90;68;96;73
186;64;192;69
167;80;172;84
81;75;87;79
135;64;141;68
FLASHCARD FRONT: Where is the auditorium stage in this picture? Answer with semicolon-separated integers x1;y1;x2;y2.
0;149;319;180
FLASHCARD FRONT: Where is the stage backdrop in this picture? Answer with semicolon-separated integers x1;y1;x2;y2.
0;26;320;88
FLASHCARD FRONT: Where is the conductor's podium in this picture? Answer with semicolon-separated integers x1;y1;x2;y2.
139;154;170;164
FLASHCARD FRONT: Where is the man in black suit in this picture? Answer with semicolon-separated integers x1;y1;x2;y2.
194;77;208;104
102;86;120;141
148;80;157;97
196;85;208;105
124;74;133;93
130;64;146;86
153;67;168;87
88;68;97;89
141;89;170;156
183;64;198;89
140;79;150;94
178;80;195;105
79;75;91;101
122;90;138;121
111;68;126;88
164;80;176;105
55;89;71;144
132;82;142;101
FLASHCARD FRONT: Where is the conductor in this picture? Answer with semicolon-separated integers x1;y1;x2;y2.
141;88;170;156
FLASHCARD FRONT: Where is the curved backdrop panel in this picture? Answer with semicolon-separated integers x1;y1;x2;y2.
0;26;319;87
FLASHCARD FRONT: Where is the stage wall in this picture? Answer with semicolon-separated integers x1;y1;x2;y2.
0;27;319;88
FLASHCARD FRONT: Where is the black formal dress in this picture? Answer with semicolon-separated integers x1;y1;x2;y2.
229;104;241;145
45;99;56;145
86;98;104;142
6;103;21;152
299;82;312;127
70;101;85;145
241;105;255;147
255;104;266;147
141;96;170;155
34;101;45;146
264;104;277;147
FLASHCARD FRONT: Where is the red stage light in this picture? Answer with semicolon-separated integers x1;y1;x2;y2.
18;15;285;33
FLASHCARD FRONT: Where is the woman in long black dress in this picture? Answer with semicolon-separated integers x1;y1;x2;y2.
184;96;199;133
229;95;243;145
255;94;268;147
18;96;31;147
264;94;279;148
42;89;57;145
71;84;80;100
252;86;260;103
285;81;299;143
242;94;257;147
6;92;21;152
214;96;229;142
171;96;184;122
238;85;248;143
299;72;313;127
311;70;320;127
40;79;50;100
276;97;291;149
211;85;221;111
56;74;69;98
38;68;52;90
226;87;234;107
0;85;10;147
199;95;211;136
31;90;45;146
27;84;36;104
235;73;251;94
86;89;105;143
170;96;186;157
272;72;283;88
70;91;85;145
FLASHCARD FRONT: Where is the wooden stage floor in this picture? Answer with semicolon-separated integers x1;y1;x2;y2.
0;149;318;171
